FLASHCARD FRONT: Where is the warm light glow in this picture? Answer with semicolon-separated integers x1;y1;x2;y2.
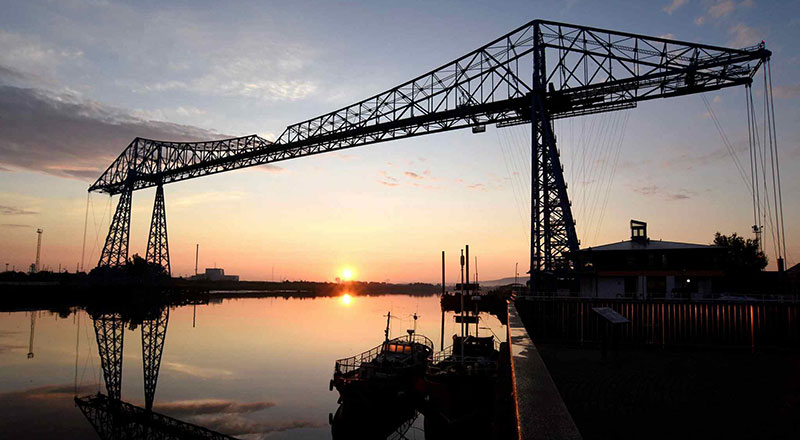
340;293;353;305
340;267;355;281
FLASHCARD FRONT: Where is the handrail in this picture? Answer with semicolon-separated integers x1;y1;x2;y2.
334;334;434;375
429;344;500;374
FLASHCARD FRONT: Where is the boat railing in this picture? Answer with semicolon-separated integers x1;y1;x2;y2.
407;333;435;351
430;337;501;373
334;334;435;375
429;347;499;374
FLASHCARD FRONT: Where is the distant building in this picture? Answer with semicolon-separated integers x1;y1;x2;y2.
189;267;239;282
573;220;725;299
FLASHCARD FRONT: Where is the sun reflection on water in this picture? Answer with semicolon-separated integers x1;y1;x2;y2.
340;293;353;305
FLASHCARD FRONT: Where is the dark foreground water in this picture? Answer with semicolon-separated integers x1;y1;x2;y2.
0;294;506;439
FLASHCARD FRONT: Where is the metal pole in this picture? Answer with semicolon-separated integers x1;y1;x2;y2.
195;244;199;276
465;245;470;337
441;250;445;352
460;249;465;338
35;229;43;273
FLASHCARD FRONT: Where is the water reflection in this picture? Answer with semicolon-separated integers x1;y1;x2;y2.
75;304;240;439
0;294;506;439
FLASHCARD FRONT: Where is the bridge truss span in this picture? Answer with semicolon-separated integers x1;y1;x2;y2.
88;19;771;291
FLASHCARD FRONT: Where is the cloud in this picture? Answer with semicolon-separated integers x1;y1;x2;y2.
378;180;399;187
772;84;800;99
727;23;762;47
142;54;316;102
163;361;235;378
403;171;423;179
0;205;38;215
658;33;676;40
0;384;98;437
190;414;326;436
2;224;31;228
0;343;27;354
467;183;486;191
695;1;754;26
0;85;223;181
662;143;747;171
15;383;97;399
155;399;275;417
630;184;695;201
255;164;286;174
709;0;737;18
663;0;688;15
667;192;692;200
0;30;83;83
631;184;659;196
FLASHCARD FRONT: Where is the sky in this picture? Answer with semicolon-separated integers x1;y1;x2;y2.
1;0;799;282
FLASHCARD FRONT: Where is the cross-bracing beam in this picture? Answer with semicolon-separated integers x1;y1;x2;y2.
89;19;770;280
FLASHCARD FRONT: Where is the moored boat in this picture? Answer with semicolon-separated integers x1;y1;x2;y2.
423;334;502;439
330;312;434;439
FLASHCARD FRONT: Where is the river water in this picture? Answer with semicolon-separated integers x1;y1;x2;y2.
0;294;506;439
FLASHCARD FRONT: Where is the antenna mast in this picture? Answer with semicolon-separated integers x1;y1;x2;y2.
34;229;43;273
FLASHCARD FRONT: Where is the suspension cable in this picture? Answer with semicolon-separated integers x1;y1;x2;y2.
764;61;783;262
701;95;751;190
745;85;759;238
766;59;788;266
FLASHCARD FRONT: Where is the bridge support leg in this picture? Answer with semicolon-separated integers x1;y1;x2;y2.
530;22;579;295
92;313;124;401
142;306;169;411
98;189;133;268
145;184;171;275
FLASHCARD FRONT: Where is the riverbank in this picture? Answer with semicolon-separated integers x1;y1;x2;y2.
0;275;441;312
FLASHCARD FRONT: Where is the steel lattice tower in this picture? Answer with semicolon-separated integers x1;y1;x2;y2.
98;189;133;268
530;23;580;289
92;313;125;401
146;185;171;275
141;307;169;411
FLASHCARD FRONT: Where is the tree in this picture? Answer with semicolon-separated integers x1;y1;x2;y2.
713;232;767;274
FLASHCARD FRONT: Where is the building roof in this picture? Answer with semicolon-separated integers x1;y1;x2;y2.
580;239;720;252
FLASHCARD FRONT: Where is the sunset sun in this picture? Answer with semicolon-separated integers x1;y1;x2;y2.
340;267;355;281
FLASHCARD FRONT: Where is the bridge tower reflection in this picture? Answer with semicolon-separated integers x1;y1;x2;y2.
78;304;238;439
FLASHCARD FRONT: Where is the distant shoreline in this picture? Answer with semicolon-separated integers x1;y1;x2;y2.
0;274;444;312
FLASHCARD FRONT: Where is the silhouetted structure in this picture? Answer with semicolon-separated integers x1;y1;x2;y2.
76;394;237;440
78;305;240;439
87;20;772;295
573;220;726;299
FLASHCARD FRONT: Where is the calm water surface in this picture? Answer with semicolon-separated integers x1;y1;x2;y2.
0;294;506;439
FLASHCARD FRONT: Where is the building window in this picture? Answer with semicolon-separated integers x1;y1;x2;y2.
646;276;666;298
624;277;638;296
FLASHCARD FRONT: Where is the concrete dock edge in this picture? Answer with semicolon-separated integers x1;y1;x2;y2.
509;300;582;440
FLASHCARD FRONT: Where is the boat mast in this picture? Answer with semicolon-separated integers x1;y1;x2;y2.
465;244;470;338
441;250;445;352
384;311;391;342
475;255;479;337
460;249;465;339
